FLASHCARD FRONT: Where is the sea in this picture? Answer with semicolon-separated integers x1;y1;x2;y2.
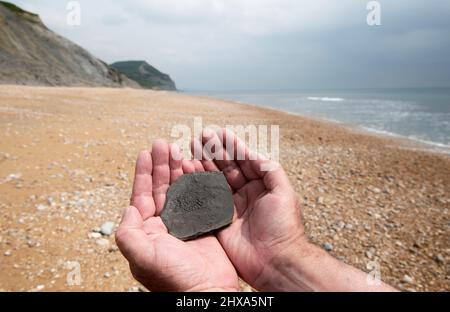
189;88;450;153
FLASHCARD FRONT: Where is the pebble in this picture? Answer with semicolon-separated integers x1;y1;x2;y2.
435;254;445;264
365;247;376;259
4;250;11;256
118;172;128;181
100;221;115;236
402;275;414;284
5;173;22;182
36;204;48;211
127;286;146;292
96;238;110;248
32;284;45;292
323;242;333;251
108;245;119;252
368;186;381;194
47;197;55;206
88;232;102;239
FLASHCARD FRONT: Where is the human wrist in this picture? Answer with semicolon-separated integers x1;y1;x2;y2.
253;236;321;291
272;241;332;291
256;239;397;292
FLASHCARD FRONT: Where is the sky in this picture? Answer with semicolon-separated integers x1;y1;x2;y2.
9;0;450;91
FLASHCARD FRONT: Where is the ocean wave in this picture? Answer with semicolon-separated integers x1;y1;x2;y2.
307;96;345;102
406;136;450;150
361;127;450;152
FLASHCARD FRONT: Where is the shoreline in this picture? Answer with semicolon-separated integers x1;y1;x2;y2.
191;92;450;156
3;84;449;154
0;86;449;291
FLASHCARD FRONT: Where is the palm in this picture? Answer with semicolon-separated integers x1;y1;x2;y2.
116;140;238;291
198;129;304;288
218;176;302;287
130;222;237;291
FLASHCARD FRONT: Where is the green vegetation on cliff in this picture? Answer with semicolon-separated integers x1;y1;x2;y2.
110;61;177;91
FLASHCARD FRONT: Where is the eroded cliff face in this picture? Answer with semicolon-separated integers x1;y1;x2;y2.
0;2;139;88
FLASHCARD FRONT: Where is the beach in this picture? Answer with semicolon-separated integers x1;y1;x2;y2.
0;85;449;291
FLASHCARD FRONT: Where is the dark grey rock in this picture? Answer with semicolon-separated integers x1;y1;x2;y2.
161;172;234;241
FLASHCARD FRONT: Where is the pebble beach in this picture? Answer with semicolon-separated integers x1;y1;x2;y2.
0;86;448;291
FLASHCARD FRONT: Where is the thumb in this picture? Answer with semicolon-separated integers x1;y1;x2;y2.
120;206;143;229
116;206;148;262
254;159;292;193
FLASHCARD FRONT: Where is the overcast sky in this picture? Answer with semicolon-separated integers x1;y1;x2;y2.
10;0;450;91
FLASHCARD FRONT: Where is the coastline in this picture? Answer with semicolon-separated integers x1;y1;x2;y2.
191;92;450;155
0;86;449;291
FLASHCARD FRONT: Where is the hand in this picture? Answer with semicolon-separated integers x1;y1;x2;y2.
115;140;239;291
195;129;308;291
197;129;396;292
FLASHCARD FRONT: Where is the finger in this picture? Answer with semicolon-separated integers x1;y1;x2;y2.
142;216;168;235
234;143;290;188
182;159;195;173
115;206;150;261
221;129;291;193
152;139;170;215
131;150;156;219
223;128;260;180
169;143;184;183
252;159;292;193
192;159;205;172
119;206;143;229
190;138;219;172
202;128;247;191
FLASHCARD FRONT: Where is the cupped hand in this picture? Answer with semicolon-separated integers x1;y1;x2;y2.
196;129;308;290
115;140;239;292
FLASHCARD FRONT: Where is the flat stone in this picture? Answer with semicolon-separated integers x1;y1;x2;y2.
161;172;234;241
